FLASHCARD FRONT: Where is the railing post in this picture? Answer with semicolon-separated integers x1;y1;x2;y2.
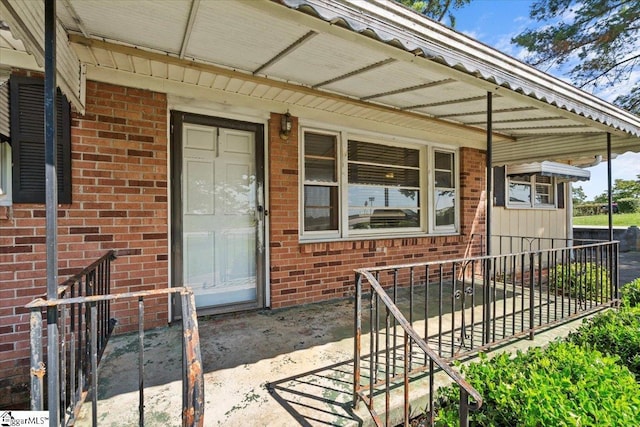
181;290;204;427
353;273;362;409
29;309;44;411
90;303;98;426
529;252;535;340
459;388;469;427
483;258;491;345
138;297;145;427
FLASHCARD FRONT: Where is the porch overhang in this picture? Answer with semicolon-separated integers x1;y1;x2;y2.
1;0;639;164
507;161;591;182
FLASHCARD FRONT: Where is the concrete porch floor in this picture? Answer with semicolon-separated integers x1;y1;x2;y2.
75;251;640;426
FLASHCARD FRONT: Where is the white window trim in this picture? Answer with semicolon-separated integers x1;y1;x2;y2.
299;125;460;241
0;141;11;206
299;127;342;240
430;147;459;234
506;171;557;209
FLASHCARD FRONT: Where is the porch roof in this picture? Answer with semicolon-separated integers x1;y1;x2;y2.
1;0;639;164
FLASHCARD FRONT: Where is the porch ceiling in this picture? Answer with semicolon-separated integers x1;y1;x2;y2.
3;0;640;164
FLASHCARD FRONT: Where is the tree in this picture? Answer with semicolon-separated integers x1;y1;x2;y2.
593;175;640;201
571;185;588;204
513;0;640;114
396;0;472;27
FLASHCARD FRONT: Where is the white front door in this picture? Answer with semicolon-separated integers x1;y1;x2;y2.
175;114;264;312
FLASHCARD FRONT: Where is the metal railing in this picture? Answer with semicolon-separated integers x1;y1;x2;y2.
26;253;204;427
354;240;618;426
475;233;606;255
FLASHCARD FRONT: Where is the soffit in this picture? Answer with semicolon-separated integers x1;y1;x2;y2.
5;0;639;164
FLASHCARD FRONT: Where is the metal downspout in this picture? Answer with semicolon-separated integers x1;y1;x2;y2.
45;0;60;423
607;133;613;241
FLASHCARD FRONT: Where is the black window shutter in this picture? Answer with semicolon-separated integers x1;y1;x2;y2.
10;76;72;204
493;166;506;206
557;182;565;209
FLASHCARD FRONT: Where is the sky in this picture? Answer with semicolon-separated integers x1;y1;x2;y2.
450;0;639;200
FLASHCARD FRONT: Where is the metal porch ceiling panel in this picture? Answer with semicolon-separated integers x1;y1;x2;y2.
321;60;450;99
0;27;24;51
59;0;190;54
258;32;391;87
185;0;310;73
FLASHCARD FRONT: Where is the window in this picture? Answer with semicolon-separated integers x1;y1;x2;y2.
301;128;459;239
302;131;339;233
507;173;555;208
348;140;420;231
433;150;456;229
9;76;72;204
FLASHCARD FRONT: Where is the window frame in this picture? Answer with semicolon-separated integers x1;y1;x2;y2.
299;125;460;241
506;172;557;209
0;141;11;206
346;136;424;236
430;147;459;233
300;128;342;239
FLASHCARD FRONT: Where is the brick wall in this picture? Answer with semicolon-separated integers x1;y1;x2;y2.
268;112;487;308
0;79;168;408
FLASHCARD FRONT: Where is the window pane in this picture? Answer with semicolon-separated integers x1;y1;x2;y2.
348;186;419;209
305;132;336;183
305;158;335;182
509;182;531;204
435;151;453;170
304;185;338;231
435;170;452;188
349;140;419;167
435;190;455;226
349;164;419;187
305;133;336;157
349;208;419;230
535;183;552;205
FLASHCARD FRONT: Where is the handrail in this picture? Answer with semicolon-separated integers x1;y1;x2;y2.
357;269;483;409
359;240;616;274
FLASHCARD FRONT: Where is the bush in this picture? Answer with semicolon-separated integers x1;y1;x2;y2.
567;307;640;377
551;262;611;301
617;198;639;214
622;278;640;307
434;342;640;426
573;203;600;217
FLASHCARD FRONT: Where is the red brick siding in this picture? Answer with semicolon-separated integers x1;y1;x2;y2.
268;112;486;308
0;79;168;408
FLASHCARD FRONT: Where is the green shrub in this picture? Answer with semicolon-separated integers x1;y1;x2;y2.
621;277;640;307
551;262;611;301
573;203;600;217
434;342;640;426
567;306;640;377
617;198;639;213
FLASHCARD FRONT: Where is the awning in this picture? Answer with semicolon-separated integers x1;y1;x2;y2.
507;161;591;182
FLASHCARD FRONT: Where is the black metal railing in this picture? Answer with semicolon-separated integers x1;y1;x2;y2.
354;240;618;426
27;253;204;427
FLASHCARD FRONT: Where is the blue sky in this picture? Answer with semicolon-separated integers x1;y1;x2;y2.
451;0;639;200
